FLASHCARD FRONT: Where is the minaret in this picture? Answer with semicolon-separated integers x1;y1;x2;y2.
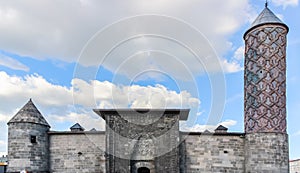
244;3;289;172
7;99;50;173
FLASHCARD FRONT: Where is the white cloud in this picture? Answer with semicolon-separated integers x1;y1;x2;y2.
0;70;203;153
48;111;105;131
0;71;73;111
221;59;243;73
0;113;10;122
0;54;29;71
221;119;238;127
233;46;245;61
0;0;252;77
0;71;200;130
71;77;200;109
271;0;299;8
180;119;237;132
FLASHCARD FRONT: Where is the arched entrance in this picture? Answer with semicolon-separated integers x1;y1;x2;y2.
137;167;150;173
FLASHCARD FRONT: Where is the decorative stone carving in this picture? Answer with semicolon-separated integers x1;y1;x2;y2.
96;109;188;173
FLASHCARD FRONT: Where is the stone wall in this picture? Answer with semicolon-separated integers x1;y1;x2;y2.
99;110;187;173
49;132;106;173
7;123;50;173
182;133;245;173
245;133;289;173
290;159;300;173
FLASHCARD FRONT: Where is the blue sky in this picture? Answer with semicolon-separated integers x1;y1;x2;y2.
0;0;299;160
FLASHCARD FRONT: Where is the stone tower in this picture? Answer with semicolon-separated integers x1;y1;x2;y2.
244;3;289;172
7;99;50;173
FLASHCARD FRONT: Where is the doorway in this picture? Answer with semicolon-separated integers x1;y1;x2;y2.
137;167;150;173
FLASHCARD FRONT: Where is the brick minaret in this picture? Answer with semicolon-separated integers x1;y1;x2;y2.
244;3;289;172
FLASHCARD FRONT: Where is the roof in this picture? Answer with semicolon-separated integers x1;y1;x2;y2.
70;123;85;131
7;99;50;127
244;5;288;37
203;130;211;133
93;109;190;120
48;131;105;135
215;125;228;131
290;159;300;162
180;131;244;136
90;128;97;132
251;7;284;28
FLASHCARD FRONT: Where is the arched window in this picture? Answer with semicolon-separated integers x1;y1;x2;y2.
137;167;150;173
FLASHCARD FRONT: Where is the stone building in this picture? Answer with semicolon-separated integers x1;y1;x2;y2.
6;4;289;173
290;159;300;173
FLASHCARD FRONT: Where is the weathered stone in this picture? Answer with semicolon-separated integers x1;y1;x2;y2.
7;123;50;173
48;132;106;173
5;4;291;173
94;109;189;173
245;133;289;173
181;133;245;173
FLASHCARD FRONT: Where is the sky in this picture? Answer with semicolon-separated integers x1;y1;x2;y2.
0;0;299;159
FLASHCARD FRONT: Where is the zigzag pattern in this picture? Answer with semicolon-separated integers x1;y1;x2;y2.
244;25;288;133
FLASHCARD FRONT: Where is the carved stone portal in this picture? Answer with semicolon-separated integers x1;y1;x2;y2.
94;109;189;173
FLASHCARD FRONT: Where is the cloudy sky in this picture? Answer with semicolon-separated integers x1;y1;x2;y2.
0;0;299;159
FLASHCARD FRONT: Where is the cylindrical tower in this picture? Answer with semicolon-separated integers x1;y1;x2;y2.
7;99;50;173
244;3;289;172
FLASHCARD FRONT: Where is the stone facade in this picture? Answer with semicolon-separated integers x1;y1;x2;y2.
290;159;300;173
182;133;245;173
6;4;290;173
48;132;106;173
94;109;189;173
6;112;290;173
245;133;289;173
7;123;50;173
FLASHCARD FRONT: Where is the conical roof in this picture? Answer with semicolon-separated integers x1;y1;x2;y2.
8;99;50;127
245;5;288;37
251;6;284;28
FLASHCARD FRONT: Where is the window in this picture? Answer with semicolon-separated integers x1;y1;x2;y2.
30;135;37;143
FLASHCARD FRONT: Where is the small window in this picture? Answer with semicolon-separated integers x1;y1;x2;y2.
30;135;37;143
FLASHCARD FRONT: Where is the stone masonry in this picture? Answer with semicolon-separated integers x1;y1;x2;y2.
94;109;189;173
290;159;300;173
245;133;289;173
7;123;50;173
48;132;106;173
181;133;245;173
7;99;50;173
243;4;289;173
6;4;290;173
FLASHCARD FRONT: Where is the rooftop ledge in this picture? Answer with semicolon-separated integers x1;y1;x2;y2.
93;108;190;120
